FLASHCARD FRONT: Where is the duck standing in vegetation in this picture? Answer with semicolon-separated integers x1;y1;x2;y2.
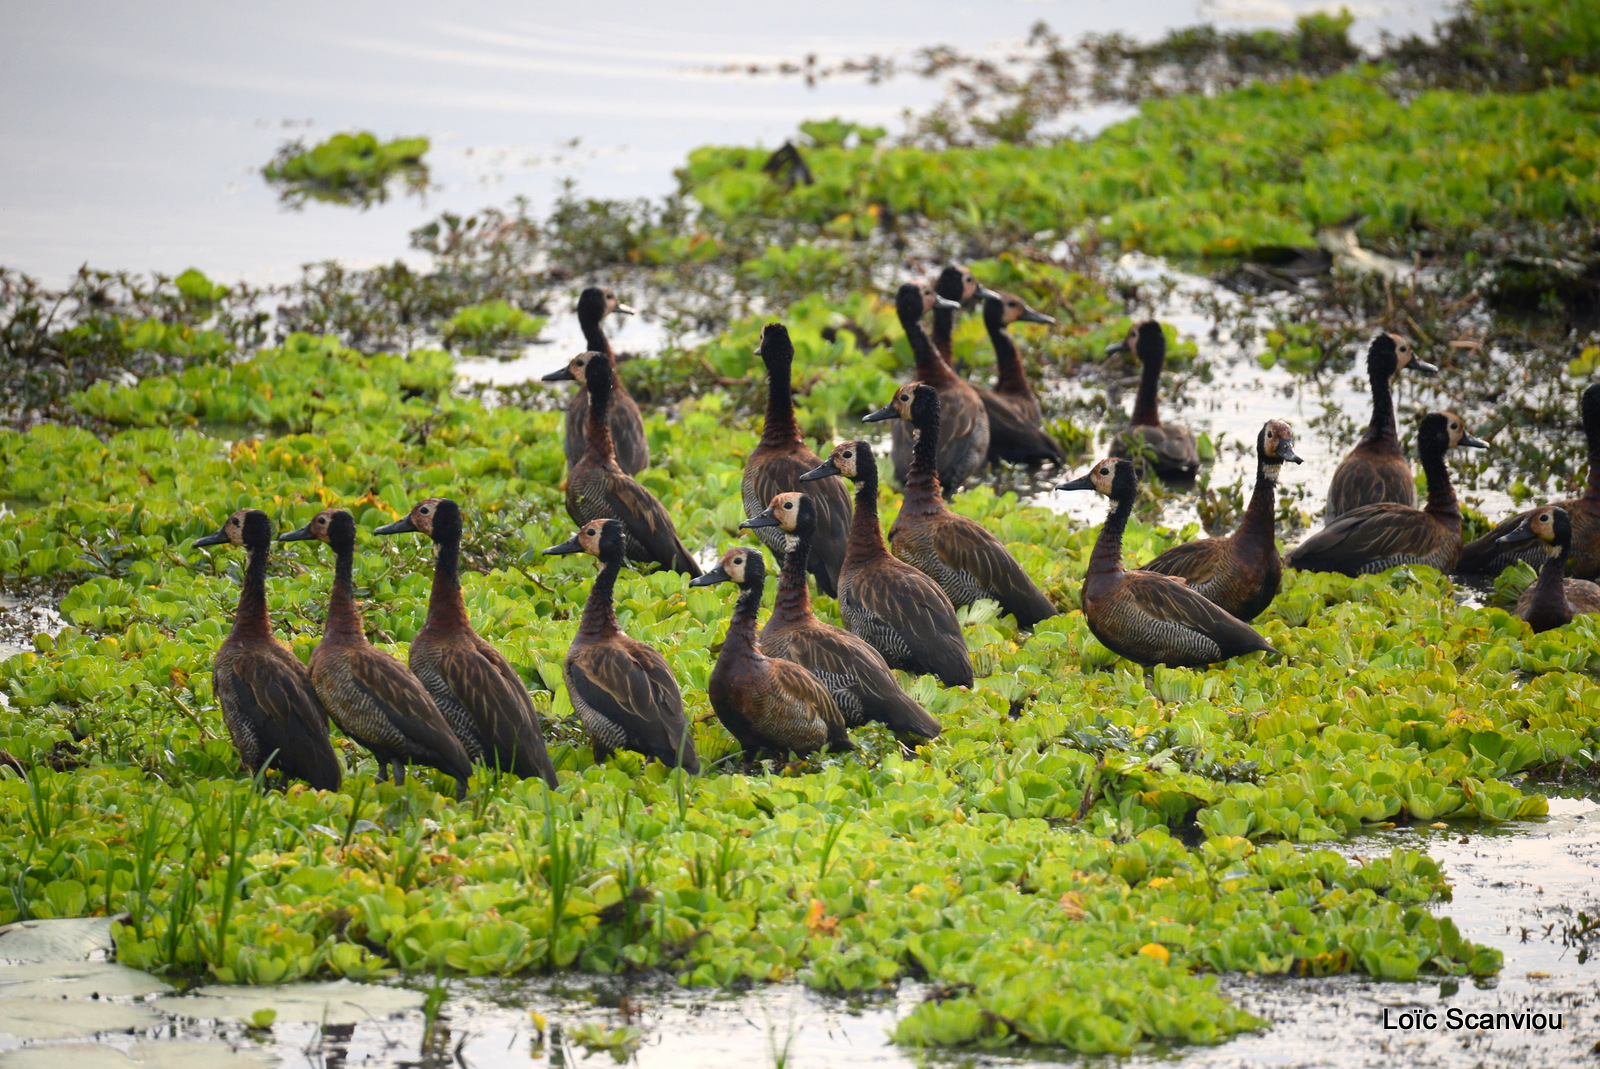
691;547;851;757
930;263;983;375
1458;383;1600;579
889;281;989;494
194;509;342;791
544;519;699;770
742;323;853;597
1060;458;1277;667
374;498;558;787
281;509;472;799
542;286;649;474
1498;506;1600;632
1108;320;1198;480
1287;412;1486;576
1142;420;1302;621
561;349;700;576
976;289;1066;468
866;383;1057;628
1325;333;1437;519
741;492;941;738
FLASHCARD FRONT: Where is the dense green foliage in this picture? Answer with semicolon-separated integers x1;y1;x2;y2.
262;132;430;209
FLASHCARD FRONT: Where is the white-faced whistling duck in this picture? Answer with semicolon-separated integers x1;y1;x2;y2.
1143;420;1303;622
281;509;472;799
742;323;853;598
1107;320;1199;480
741;492;941;738
540;286;649;474
561;349;701;576
1059;458;1277;668
930;263;983;375
690;547;851;757
1459;382;1600;578
977;288;1066;468
1500;506;1600;632
544;519;699;770
194;509;342;790
1286;412;1486;577
1325;332;1437;520
374;498;558;787
799;440;974;687
887;280;990;495
867;383;1058;629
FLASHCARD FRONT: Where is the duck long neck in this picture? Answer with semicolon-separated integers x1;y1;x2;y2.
760;356;802;449
230;541;272;642
1534;542;1572;608
1089;492;1132;578
904;412;946;514
584;376;616;463
1420;445;1459;525
1587;418;1600;499
326;543;365;643
773;530;813;624
905;314;957;388
579;556;622;638
580;313;613;359
1131;358;1162;427
1362;365;1399;449
931;306;956;368
990;322;1028;396
424;532;470;634
1233;460;1279;556
725;581;764;653
847;467;889;561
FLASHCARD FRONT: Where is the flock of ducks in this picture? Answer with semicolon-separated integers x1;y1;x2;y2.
193;280;1600;792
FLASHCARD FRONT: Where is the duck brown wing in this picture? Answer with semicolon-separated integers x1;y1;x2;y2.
432;637;559;786
852;562;973;687
742;448;853;598
563;392;588;471
568;640;697;771
1456;508;1540;576
937;384;991;491
766;658;852;753
978;387;1063;466
216;646;341;789
782;623;940;738
575;470;702;577
1285;504;1434;576
1144;537;1228;585
347;648;473;782
1326;452;1415;517
1119;570;1276;659
936;515;1057;628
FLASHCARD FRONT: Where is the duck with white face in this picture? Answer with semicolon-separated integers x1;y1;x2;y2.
1499;505;1600;633
886;280;991;495
1325;331;1439;520
544;287;651;475
1107;319;1199;482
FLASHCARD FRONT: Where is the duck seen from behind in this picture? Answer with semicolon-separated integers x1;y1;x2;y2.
562;349;701;576
1143;420;1303;621
1286;412;1486;577
866;383;1058;628
741;492;941;738
1458;383;1600;579
691;547;851;757
800;440;974;687
741;323;853;598
281;509;472;799
374;498;558;787
930;263;984;375
977;288;1066;468
543;519;699;770
888;281;990;495
1059;459;1277;668
1325;332;1437;520
1108;320;1198;480
194;509;342;791
1500;506;1600;632
542;286;649;475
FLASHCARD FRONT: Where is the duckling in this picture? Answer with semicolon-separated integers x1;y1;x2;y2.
888;281;990;495
741;492;941;738
1286;412;1486;576
281;509;472;798
543;519;699;770
1059;459;1277;668
742;323;853;598
1500;506;1600;632
1142;420;1303;621
1325;332;1437;519
690;547;851;757
1459;383;1600;578
540;286;649;474
799;440;974;686
866;383;1058;628
562;349;701;576
194;509;341;790
374;498;557;787
1107;320;1198;480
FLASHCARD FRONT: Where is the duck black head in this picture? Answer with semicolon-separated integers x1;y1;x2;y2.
689;546;766;590
1417;411;1489;459
1106;320;1165;365
983;290;1054;331
581;349;616;400
742;491;814;537
195;507;273;551
936;264;980;304
542;350;600;385
374;497;461;543
1367;332;1436;380
544;517;627;564
801;440;871;483
1582;382;1600;438
756;323;793;371
863;382;921;424
908;382;940;428
281;508;356;553
577;286;633;325
1258;420;1302;480
1058;456;1138;501
897;281;959;324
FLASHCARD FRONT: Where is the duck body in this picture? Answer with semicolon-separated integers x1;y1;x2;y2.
743;493;940;737
562;350;700;576
870;383;1057;629
549;288;650;474
1060;459;1276;668
801;440;974;686
282;509;472;798
374;499;558;787
1287;412;1486;577
1325;332;1436;520
1108;321;1198;480
888;281;990;495
544;520;698;770
974;288;1064;468
1496;507;1600;632
195;509;342;790
1144;421;1301;621
741;323;853;598
692;548;850;756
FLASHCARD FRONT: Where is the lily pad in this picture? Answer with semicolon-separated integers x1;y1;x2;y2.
0;918;116;963
154;979;424;1025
